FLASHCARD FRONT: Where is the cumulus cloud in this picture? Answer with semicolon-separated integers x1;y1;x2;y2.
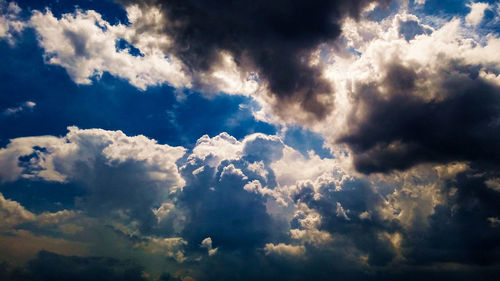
315;8;500;174
30;8;190;90
0;192;35;228
3;1;500;280
0;126;185;185
2;126;500;279
0;126;186;234
466;2;490;26
0;0;24;44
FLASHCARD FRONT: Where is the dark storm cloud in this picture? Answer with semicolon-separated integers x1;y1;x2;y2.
407;170;500;266
0;251;147;281
339;62;500;173
118;0;391;119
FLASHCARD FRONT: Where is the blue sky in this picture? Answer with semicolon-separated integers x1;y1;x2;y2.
1;1;500;281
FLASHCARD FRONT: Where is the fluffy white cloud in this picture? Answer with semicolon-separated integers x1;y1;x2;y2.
220;163;248;181
466;2;490;26
0;126;185;188
30;8;190;90
0;0;25;44
0;192;35;229
243;180;287;206
271;146;343;187
289;203;332;246
188;133;242;167
21;4;263;98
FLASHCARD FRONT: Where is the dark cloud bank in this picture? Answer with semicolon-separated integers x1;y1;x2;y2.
119;0;390;119
341;62;500;174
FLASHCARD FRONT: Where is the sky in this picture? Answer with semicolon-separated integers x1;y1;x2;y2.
1;0;500;280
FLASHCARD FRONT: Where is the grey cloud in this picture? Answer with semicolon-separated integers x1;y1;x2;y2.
117;0;391;120
339;62;500;174
0;251;147;281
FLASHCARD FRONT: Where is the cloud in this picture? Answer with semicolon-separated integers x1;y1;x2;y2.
264;243;305;257
200;237;218;256
0;0;25;44
2;101;36;116
113;0;393;121
318;10;500;174
0;192;35;228
0;250;147;281
0;126;186;233
30;8;190;90
3;2;500;280
138;237;187;263
466;2;490;26
2;127;500;279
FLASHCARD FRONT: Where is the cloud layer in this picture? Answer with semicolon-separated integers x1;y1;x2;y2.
1;126;500;280
1;0;500;280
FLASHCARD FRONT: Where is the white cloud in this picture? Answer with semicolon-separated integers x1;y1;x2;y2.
2;101;36;116
289;203;332;246
264;243;305;257
0;192;36;229
0;0;25;44
0;126;186;189
188;133;242;168
24;4;263;97
30;9;190;90
243;180;287;206
271;147;340;187
220;163;248;181
247;160;268;179
466;2;490;26
200;237;218;256
0;127;187;235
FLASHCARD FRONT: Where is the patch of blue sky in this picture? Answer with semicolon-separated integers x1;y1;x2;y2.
412;0;498;19
0;179;85;213
283;125;333;159
0;28;276;149
365;0;402;22
16;0;129;25
410;1;500;38
0;25;278;213
115;38;144;57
